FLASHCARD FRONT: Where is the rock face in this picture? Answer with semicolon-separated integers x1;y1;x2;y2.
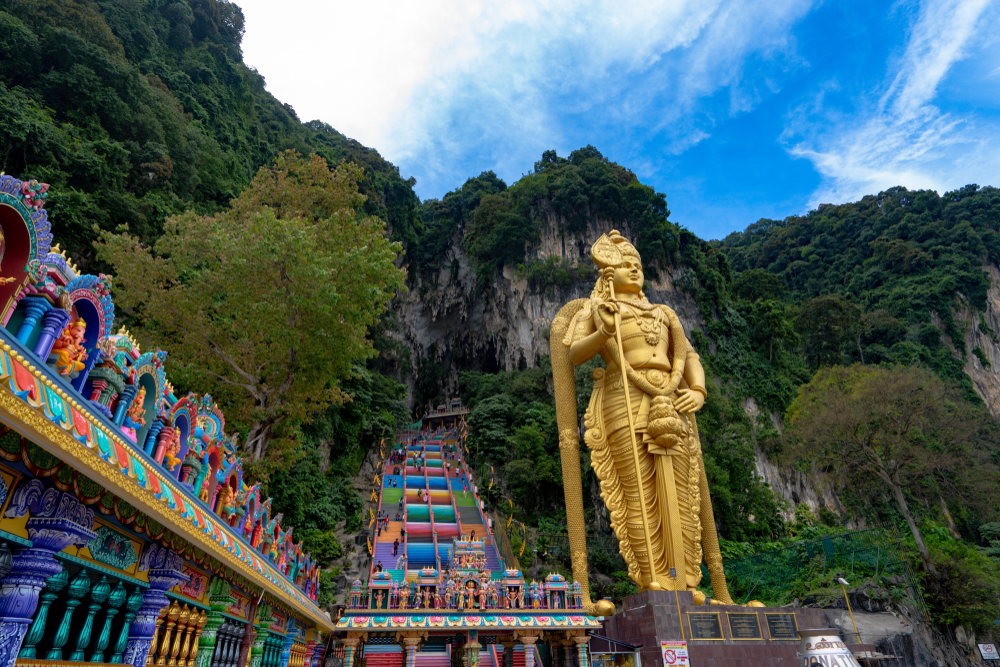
393;214;702;397
958;263;1000;417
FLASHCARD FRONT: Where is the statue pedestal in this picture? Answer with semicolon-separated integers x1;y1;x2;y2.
600;591;871;666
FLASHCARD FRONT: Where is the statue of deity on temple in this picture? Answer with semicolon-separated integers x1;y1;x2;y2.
163;428;182;471
50;319;88;377
552;230;743;613
126;386;146;427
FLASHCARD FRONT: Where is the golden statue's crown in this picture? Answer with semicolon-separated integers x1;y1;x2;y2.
591;230;639;269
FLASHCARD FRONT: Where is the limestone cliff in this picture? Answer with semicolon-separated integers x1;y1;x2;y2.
958;263;1000;417
393;211;703;397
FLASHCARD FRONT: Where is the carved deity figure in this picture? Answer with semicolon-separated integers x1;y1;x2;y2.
50;319;88;376
553;230;742;612
163;429;182;471
126;386;146;427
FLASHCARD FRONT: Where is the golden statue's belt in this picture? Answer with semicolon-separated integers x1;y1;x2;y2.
604;367;671;390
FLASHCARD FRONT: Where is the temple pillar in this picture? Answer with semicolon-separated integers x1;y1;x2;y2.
111;588;147;663
500;639;517;667
155;427;175;465
114;384;139;426
90;379;108;403
302;640;316;667
71;575;112;660
572;636;589;667
33;307;70;360
0;494;96;667
17;568;66;658
277;621;295;667
562;640;576;667
144;419;166;457
310;643;325;667
72;348;102;393
193;577;232;667
465;631;481;667
182;609;207;667
519;636;538;667
90;581;127;662
248;628;267;667
14;298;47;345
121;553;189;667
402;636;420;667
342;637;361;667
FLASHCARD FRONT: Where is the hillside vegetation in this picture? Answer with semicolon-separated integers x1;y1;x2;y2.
0;0;419;267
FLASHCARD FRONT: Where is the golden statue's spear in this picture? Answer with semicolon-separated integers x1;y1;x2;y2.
607;277;661;591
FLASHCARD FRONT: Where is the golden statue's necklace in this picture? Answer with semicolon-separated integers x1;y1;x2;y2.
619;298;663;346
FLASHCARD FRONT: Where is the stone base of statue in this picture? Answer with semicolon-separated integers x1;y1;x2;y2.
600;591;873;667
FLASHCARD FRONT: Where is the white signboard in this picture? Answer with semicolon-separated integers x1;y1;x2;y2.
661;641;689;666
979;643;999;660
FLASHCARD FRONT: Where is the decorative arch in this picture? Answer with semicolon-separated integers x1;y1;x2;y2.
66;274;115;341
0;175;52;320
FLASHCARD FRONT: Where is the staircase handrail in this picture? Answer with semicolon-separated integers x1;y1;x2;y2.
368;445;389;581
491;509;520;571
447;452;463;562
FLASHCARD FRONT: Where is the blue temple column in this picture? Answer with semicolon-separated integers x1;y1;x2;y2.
121;551;188;667
277;619;296;667
143;417;166;457
113;384;138;426
14;298;48;345
0;498;97;667
33;308;70;360
72;348;102;393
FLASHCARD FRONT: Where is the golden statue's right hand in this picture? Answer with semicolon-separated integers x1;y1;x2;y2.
596;299;619;334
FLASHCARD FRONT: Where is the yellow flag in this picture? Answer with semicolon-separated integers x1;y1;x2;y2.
368;538;373;555
369;517;375;529
370;508;375;520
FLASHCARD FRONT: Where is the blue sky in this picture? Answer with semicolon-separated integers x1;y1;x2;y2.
238;0;1000;240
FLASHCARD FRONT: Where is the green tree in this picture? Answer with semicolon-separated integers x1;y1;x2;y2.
731;268;785;302
785;365;997;576
794;295;862;368
96;151;404;465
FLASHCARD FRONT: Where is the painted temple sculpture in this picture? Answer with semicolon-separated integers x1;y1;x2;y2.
0;174;330;667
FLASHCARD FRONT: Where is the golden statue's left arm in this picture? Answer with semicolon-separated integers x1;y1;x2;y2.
675;345;707;414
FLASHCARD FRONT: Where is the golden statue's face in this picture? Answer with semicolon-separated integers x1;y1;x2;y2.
612;257;643;294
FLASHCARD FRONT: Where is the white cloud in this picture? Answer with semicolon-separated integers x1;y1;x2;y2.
786;0;1000;206
237;0;814;195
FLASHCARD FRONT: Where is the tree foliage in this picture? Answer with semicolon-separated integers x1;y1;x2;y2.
785;365;999;574
411;147;683;285
718;186;1000;393
0;0;419;268
96;151;404;467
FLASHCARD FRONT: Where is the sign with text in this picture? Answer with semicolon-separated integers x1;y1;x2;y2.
661;641;689;666
687;612;724;640
765;613;799;640
979;644;998;660
727;612;763;640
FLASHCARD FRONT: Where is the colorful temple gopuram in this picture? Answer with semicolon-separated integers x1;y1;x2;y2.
332;426;602;667
0;174;332;667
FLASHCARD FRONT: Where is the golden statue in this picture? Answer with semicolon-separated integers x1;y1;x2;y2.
552;230;740;615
